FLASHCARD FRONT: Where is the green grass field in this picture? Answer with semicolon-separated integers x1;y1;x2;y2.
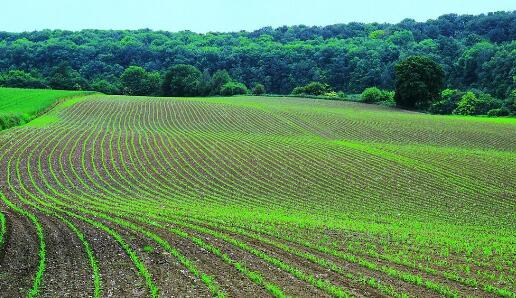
0;87;91;130
0;93;514;297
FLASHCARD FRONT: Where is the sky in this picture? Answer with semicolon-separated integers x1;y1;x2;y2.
1;0;515;33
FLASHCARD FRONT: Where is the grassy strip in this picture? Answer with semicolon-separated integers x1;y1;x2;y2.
0;111;30;130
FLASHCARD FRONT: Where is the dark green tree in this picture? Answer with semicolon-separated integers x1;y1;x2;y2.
161;64;202;97
211;70;232;95
0;70;47;89
91;79;121;95
252;83;266;95
120;66;160;96
49;62;87;90
198;69;213;96
395;56;444;109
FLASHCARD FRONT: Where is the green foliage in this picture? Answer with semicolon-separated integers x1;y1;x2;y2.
292;82;331;96
369;30;385;39
304;82;331;96
360;87;394;104
49;62;88;90
252;83;266;95
453;91;503;116
0;111;30;130
0;13;514;98
198;69;213;96
430;89;464;115
220;82;248;96
161;64;202;97
120;66;160;96
211;70;232;95
454;91;479;115
91;79;120;95
487;108;510;117
395;56;445;109
0;70;48;89
291;86;305;96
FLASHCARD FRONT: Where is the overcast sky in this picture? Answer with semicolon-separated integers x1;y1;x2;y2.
1;0;514;33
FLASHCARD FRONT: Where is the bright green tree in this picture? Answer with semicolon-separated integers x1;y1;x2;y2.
220;82;248;96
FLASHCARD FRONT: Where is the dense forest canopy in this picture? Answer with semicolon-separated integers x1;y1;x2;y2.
0;11;514;98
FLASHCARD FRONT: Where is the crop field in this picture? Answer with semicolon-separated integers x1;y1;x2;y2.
0;87;91;130
0;94;514;297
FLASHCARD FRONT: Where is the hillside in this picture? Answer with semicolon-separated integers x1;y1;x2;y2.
0;11;515;97
0;94;514;297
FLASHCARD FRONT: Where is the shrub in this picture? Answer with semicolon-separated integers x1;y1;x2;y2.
303;82;331;96
291;86;306;96
454;91;502;115
487;108;510;117
429;89;464;114
454;91;479;115
220;82;248;96
91;79;120;94
252;83;266;95
361;87;394;103
291;82;331;96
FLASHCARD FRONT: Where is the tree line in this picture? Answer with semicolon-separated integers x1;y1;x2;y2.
0;11;514;112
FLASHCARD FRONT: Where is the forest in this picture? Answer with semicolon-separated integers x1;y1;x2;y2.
0;11;514;113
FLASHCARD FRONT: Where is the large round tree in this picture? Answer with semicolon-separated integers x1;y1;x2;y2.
120;66;160;96
395;56;444;109
161;64;202;97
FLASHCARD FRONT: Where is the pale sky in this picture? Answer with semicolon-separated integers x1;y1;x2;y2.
1;0;514;33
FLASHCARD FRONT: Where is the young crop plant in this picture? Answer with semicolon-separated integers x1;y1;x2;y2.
0;93;514;297
0;212;5;249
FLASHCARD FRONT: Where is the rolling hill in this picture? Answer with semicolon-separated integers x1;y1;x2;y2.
0;94;514;297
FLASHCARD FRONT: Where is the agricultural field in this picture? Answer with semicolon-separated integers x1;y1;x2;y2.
0;94;514;298
0;87;91;130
